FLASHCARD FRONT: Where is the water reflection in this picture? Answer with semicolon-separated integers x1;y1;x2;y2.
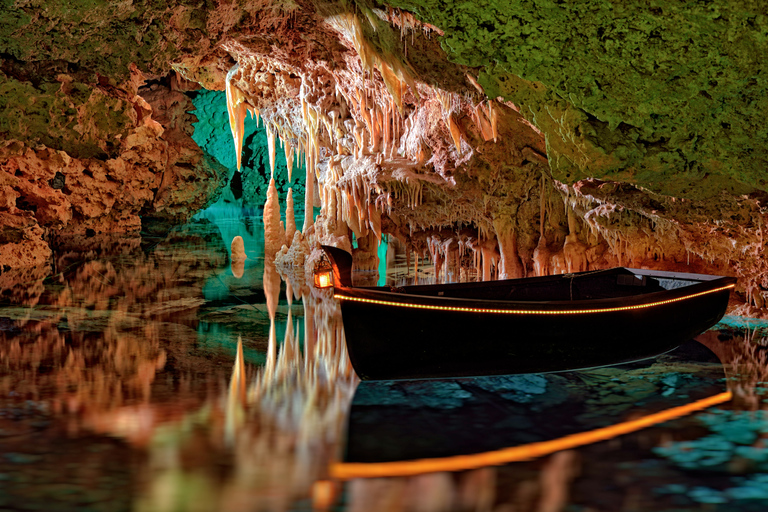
0;215;766;510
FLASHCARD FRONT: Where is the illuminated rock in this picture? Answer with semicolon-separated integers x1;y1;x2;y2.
1;0;767;313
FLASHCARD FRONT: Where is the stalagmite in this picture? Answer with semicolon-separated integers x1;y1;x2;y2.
563;207;588;273
264;178;284;259
493;219;524;279
443;239;458;283
285;188;297;247
533;179;551;277
230;236;247;279
225;64;248;171
481;246;496;281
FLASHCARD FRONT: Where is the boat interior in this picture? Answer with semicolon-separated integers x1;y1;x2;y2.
373;268;701;302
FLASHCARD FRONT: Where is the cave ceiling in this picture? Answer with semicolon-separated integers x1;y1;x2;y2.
1;0;767;311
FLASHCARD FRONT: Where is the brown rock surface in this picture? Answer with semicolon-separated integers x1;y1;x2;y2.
0;69;227;295
0;0;766;313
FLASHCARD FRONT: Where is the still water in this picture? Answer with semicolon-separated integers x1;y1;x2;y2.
1;212;767;511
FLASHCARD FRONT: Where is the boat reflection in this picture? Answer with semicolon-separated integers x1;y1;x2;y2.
340;341;728;469
331;322;768;512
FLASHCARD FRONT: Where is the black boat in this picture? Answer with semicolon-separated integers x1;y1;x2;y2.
318;245;736;381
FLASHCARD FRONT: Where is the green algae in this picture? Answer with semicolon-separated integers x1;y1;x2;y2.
0;0;189;80
0;72;131;159
388;0;768;198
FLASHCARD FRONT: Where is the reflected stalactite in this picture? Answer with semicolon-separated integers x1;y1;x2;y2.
696;327;768;411
537;450;580;512
0;229;232;450
215;270;356;510
263;259;281;382
225;336;246;445
1;214;764;510
346;468;501;512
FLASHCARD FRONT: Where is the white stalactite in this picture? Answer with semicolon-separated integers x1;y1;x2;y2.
225;64;248;171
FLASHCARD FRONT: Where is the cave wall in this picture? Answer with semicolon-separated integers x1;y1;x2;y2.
0;66;227;296
0;0;766;312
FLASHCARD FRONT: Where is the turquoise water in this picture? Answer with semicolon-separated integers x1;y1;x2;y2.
0;212;767;511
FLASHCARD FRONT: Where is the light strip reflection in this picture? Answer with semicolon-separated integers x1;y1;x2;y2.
334;284;735;315
330;391;732;479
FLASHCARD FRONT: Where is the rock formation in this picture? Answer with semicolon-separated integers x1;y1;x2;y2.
1;0;766;313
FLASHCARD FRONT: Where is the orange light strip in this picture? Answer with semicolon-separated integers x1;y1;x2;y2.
334;284;735;315
330;391;732;480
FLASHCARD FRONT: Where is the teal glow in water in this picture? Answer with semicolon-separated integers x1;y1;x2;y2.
377;235;389;287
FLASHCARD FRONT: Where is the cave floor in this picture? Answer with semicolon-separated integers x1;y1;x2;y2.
0;213;766;511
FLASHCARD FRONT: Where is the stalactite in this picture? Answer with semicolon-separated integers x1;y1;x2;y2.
429;238;445;283
266;123;277;178
304;133;316;231
225;64;248;171
487;101;499;143
368;202;382;242
447;114;463;154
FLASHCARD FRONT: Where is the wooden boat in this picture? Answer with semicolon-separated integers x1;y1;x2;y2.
319;245;736;381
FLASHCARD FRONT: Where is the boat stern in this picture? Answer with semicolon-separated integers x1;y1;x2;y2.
318;245;354;288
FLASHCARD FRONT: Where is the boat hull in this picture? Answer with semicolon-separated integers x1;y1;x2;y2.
336;281;734;380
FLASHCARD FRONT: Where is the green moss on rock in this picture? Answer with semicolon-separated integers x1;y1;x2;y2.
0;71;131;159
389;0;768;198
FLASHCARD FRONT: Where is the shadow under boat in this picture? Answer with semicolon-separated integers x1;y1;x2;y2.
319;245;736;381
333;340;729;478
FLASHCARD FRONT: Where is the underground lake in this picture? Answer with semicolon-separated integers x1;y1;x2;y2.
0;212;767;512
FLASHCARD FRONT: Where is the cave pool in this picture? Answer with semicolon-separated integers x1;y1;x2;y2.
0;211;767;512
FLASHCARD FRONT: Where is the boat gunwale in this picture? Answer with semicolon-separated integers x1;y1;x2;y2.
334;275;737;314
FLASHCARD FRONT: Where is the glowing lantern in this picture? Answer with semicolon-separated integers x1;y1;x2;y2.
313;258;334;289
